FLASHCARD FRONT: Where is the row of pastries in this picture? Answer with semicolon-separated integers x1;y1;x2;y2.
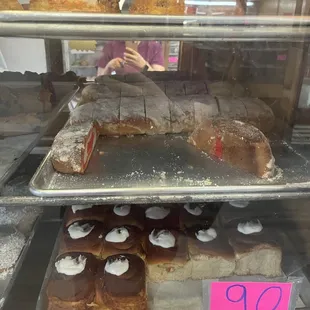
46;203;283;309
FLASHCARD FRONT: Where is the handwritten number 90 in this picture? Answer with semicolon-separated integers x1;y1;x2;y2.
225;285;282;310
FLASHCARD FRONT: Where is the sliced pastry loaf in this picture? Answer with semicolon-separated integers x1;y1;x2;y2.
188;119;275;178
51;121;98;174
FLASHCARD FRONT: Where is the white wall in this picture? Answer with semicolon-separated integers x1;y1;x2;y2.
0;38;47;73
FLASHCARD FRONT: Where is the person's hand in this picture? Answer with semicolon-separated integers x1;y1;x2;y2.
124;47;147;70
106;57;124;70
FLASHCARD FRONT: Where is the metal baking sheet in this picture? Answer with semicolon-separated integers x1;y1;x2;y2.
0;216;41;309
30;134;310;197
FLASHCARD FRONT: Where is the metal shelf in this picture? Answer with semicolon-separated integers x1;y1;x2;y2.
0;12;310;41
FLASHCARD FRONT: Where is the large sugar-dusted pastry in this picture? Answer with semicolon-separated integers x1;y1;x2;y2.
50;121;98;174
47;252;98;310
188;119;275;178
145;229;191;282
95;254;147;310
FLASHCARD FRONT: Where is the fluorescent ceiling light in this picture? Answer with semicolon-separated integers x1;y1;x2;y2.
185;1;254;6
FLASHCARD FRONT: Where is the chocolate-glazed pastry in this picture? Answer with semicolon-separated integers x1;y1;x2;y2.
101;225;145;259
105;205;145;231
228;219;282;277
145;229;191;282
144;205;180;230
58;220;104;257
95;254;147;310
47;252;97;310
179;202;221;231
64;205;106;227
187;227;235;279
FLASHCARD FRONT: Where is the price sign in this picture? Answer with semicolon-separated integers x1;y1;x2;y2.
210;282;292;310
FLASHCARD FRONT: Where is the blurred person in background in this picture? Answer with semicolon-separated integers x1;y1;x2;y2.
97;41;165;76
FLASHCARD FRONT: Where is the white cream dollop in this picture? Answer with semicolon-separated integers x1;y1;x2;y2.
71;205;93;213
184;203;203;216
55;255;87;276
195;228;217;242
146;206;170;220
229;201;249;208
149;229;175;248
113;205;131;216
105;256;129;276
238;220;263;235
105;227;129;243
68;222;95;239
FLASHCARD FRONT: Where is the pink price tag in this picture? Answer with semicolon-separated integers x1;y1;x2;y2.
210;282;292;310
169;56;178;63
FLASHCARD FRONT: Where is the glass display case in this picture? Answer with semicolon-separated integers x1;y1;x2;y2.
1;0;310;309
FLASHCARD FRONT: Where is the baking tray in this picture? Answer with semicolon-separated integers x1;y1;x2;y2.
35;222;309;310
30;134;310;197
0;216;41;309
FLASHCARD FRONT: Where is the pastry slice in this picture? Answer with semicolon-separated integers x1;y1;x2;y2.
64;205;106;227
145;205;180;230
47;252;97;310
145;229;191;282
51;121;98;174
193;95;219;127
188;227;235;279
188;119;275;178
119;96;148;135
80;83;120;104
101;225;145;259
145;96;171;134
228;219;282;277
58;220;104;257
165;81;185;96
217;96;247;122
169;96;195;133
121;82;143;97
95;254;147;310
94;98;120;136
184;81;207;95
105;205;145;231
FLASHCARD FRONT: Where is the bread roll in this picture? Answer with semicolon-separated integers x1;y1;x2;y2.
101;225;145;259
228;220;282;277
95;254;147;310
145;229;191;282
47;252;97;310
58;220;104;257
187;227;235;279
